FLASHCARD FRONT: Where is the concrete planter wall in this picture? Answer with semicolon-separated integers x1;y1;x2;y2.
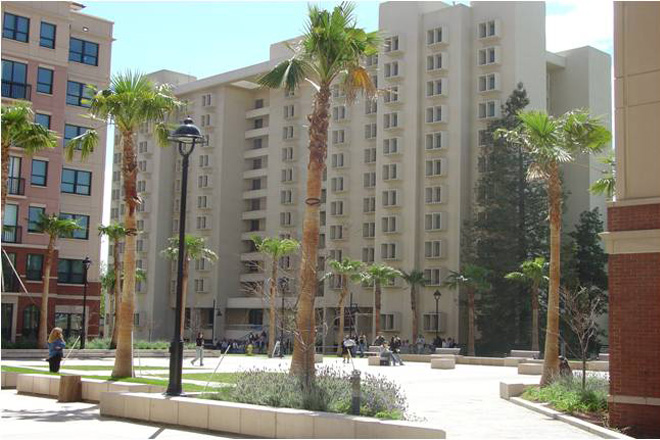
100;391;446;439
12;373;165;402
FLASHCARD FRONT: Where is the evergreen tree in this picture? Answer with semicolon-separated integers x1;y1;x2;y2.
467;83;549;355
564;208;608;291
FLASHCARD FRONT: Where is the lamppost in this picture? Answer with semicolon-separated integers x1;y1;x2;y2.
349;292;359;337
280;278;285;358
433;289;442;340
166;117;204;396
80;256;92;349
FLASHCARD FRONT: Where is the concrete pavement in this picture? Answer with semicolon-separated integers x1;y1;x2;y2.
3;355;604;439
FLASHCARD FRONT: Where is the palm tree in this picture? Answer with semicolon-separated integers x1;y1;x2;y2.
161;235;218;337
251;235;300;357
589;152;615;199
1;103;58;217
34;214;82;347
257;3;379;380
444;264;490;356
361;263;401;337
98;223;128;348
505;257;549;352
324;258;364;355
66;71;182;378
496;110;610;384
401;270;428;344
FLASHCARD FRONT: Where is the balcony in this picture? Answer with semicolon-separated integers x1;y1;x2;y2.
245;106;270;119
241;230;265;241
245;127;269;139
240;252;265;262
2;226;22;244
241;210;266;220
7;177;25;196
244;147;268;159
243;168;268;179
242;189;268;199
2;81;31;101
240;272;266;283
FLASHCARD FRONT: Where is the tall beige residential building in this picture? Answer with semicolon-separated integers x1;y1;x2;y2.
109;1;610;349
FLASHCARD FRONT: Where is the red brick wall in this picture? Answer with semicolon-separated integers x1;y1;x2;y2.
608;203;660;231
608;203;660;437
609;403;660;438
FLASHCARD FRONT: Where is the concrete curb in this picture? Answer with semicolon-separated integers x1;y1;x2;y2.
508;397;633;439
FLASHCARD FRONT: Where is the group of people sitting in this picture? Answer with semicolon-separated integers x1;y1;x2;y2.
375;335;405;366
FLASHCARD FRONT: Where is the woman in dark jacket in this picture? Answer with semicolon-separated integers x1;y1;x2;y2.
47;327;66;372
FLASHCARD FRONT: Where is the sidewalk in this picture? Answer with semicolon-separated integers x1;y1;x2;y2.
0;390;241;439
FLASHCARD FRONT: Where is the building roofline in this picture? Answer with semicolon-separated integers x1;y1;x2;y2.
174;60;273;95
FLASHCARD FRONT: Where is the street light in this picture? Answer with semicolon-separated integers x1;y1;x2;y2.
433;289;442;340
166;117;204;396
80;256;92;349
348;292;359;338
280;278;285;358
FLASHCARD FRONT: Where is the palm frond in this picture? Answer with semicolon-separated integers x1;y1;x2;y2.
64;129;99;162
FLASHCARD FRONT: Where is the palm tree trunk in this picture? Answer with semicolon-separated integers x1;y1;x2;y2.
374;281;382;337
336;276;347;356
467;289;476;356
531;282;540;352
110;240;121;348
113;131;139;378
290;85;331;385
268;261;277;357
410;285;418;344
541;162;562;385
1;139;10;218
38;237;56;348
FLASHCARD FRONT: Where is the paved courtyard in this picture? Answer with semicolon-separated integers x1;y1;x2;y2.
2;355;603;439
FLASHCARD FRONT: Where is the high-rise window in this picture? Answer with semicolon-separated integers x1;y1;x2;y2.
61;168;91;195
66;81;91;107
27;206;45;232
39;22;56;48
3;12;29;42
69;37;99;66
64;124;88;147
35;113;51;129
58;259;84;284
59;213;89;239
2;59;28;99
30;159;48;186
37;67;54;94
26;254;44;281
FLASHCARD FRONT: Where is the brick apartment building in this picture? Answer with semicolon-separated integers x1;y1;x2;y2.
1;2;113;343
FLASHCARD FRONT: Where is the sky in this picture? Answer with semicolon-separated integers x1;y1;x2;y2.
88;0;614;265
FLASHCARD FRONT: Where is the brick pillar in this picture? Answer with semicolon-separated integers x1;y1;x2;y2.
604;204;660;438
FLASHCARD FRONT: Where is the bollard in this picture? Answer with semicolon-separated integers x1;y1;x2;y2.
350;370;361;415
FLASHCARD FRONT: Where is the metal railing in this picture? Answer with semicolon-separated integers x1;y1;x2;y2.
7;177;25;196
1;81;32;101
2;226;22;244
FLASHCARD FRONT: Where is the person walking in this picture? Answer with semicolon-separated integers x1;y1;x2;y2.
191;332;205;366
46;327;66;372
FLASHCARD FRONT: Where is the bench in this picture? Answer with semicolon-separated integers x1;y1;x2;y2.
509;350;540;359
431;357;455;369
368;356;390;366
598;353;609;361
435;347;461;355
518;362;543;375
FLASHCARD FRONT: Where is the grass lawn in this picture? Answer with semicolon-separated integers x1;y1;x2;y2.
1;365;220;392
153;372;239;383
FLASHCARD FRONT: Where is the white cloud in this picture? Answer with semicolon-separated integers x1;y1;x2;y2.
546;0;613;54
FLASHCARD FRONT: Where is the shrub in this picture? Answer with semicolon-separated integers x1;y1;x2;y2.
523;374;608;414
203;366;409;419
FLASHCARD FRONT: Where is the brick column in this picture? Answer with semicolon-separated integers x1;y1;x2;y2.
603;203;660;437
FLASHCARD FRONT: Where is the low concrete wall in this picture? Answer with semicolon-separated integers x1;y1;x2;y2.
431;358;455;369
1;349;204;359
1;371;19;389
518;363;543;375
14;373;164;402
435;348;461;355
100;391;446;439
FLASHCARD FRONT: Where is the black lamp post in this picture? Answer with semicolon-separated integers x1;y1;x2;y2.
433;290;442;339
80;256;92;349
166;117;204;396
280;281;285;358
349;292;359;338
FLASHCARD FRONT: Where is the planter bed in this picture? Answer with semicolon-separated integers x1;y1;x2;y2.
100;391;446;439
